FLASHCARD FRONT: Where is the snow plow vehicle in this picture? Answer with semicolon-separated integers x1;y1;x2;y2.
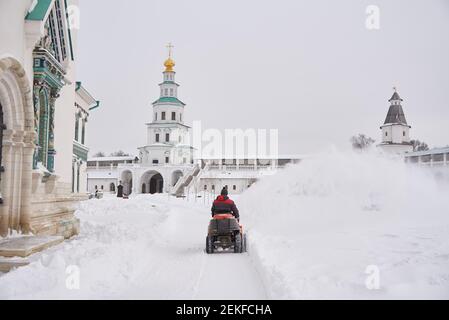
206;214;247;254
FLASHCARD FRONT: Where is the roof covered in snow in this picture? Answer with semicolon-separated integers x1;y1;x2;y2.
88;156;136;162
404;146;449;157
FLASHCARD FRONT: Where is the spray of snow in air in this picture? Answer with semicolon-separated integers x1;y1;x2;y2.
240;150;449;299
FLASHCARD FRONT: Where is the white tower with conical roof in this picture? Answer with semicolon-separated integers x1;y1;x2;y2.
377;89;413;154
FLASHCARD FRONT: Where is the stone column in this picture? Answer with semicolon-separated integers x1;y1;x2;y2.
132;170;138;194
0;130;13;237
10;131;25;232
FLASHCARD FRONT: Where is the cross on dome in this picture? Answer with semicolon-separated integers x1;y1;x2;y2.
164;43;175;72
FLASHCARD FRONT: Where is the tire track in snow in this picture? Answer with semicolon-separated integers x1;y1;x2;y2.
148;196;267;299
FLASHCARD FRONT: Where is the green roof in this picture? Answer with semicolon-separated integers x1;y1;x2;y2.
152;97;186;105
25;0;53;21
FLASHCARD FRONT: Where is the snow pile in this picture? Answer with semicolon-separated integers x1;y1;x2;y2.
0;195;266;300
241;151;449;299
0;196;170;299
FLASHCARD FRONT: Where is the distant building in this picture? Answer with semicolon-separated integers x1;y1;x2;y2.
73;82;99;194
192;157;301;195
377;89;413;154
87;156;137;194
404;147;449;167
86;48;300;195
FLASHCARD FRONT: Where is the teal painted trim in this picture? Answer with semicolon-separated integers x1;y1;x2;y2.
75;81;82;91
25;0;53;21
73;143;88;161
89;101;100;111
34;67;64;89
64;0;75;61
159;81;180;87
152;97;186;105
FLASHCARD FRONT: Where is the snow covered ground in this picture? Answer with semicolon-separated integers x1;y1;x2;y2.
241;151;449;299
1;151;448;299
0;194;265;299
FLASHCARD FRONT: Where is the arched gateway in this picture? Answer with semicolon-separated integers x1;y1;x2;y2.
141;170;164;194
0;57;36;237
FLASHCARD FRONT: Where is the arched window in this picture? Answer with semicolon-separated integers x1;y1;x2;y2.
233;185;236;191
110;183;116;192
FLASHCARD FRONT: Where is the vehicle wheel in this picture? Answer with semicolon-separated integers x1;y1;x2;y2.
242;234;247;253
206;236;214;254
234;233;242;253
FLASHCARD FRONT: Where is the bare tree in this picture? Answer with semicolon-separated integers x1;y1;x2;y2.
93;151;106;157
110;150;130;157
350;134;376;150
410;140;429;152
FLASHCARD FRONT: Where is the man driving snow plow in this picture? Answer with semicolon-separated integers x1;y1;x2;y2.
206;187;246;254
211;187;239;220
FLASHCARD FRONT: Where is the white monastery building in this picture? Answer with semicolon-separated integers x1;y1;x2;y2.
0;0;99;239
87;49;300;196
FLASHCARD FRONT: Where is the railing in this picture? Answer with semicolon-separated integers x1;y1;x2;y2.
171;164;200;196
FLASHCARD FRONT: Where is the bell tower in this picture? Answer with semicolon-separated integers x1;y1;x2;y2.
378;88;413;154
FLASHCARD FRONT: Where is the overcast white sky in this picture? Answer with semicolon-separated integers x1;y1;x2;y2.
77;0;449;156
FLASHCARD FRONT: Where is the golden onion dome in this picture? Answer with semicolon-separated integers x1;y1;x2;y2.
164;57;175;72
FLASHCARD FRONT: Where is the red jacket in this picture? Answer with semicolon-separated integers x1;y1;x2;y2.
211;195;240;219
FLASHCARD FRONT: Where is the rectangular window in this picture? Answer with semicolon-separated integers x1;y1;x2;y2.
180;114;182;122
152;159;159;164
155;133;160;142
165;157;169;164
170;88;174;96
204;185;207;190
164;89;168;96
233;185;236;191
166;133;170;142
155;113;157;121
162;112;166;120
172;112;176;120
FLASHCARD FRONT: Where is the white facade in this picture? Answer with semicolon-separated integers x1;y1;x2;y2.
0;0;97;238
73;82;99;194
87;54;196;196
378;90;413;154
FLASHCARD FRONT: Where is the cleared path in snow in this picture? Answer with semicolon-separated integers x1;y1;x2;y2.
131;196;266;299
0;195;266;299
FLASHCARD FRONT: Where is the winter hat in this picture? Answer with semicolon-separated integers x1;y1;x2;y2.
220;187;228;196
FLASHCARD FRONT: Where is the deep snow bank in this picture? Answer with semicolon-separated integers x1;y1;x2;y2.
241;151;449;299
0;196;170;299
